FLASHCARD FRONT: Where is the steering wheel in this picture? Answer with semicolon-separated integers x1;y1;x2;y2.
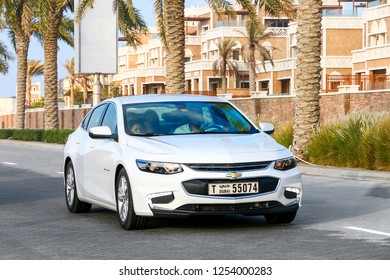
200;123;225;132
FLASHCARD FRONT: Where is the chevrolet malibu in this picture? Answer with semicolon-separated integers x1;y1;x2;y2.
64;94;302;230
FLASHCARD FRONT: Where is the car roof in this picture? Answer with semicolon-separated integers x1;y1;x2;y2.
104;94;228;105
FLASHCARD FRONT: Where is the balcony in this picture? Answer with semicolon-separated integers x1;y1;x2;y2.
325;74;390;92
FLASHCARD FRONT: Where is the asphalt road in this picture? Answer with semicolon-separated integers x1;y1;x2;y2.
0;142;389;260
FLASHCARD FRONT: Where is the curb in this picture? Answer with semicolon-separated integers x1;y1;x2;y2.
0;139;64;150
299;164;390;183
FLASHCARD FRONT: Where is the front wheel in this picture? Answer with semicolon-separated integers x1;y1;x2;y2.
264;211;297;224
65;161;92;213
116;168;148;230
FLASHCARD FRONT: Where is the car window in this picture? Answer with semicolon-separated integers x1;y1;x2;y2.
81;110;92;130
101;103;118;134
87;104;108;130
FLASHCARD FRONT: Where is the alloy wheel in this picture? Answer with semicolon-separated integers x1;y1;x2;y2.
117;176;129;222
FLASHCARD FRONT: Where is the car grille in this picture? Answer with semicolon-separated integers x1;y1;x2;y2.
184;161;273;172
182;177;279;197
177;201;282;212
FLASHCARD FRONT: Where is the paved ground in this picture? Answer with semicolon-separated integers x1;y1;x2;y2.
0;140;389;260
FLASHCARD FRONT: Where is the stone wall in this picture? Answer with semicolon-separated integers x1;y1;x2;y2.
0;91;389;129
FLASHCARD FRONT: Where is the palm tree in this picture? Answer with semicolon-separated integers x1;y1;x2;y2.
155;0;258;94
212;38;238;94
26;59;44;102
1;0;36;129
0;39;13;74
77;74;93;104
62;58;76;106
253;0;293;17
292;0;322;158
37;0;74;130
240;19;274;93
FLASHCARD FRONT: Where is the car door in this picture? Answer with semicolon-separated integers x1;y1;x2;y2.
83;103;119;206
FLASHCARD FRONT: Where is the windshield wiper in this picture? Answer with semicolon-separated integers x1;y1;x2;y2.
131;133;164;136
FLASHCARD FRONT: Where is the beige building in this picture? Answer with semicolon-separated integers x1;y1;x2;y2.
113;0;389;97
351;1;390;91
0;97;16;114
30;82;42;102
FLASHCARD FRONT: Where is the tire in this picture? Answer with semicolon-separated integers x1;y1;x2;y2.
65;161;92;213
264;211;297;224
116;168;148;230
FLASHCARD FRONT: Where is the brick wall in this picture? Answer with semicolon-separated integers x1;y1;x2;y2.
1;91;389;129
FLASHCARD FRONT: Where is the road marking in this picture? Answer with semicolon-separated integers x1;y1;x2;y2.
344;226;390;237
2;162;17;165
57;172;64;175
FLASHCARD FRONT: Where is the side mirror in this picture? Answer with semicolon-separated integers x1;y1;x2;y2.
259;122;274;135
89;126;118;141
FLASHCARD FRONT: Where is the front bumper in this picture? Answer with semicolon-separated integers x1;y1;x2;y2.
151;201;300;217
129;164;302;217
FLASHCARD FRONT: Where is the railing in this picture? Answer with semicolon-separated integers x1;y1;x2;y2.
185;91;217;96
325;74;390;92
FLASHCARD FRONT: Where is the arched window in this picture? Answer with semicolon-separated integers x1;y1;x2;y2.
370;20;386;46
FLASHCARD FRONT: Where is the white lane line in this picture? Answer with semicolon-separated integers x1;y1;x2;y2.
2;162;17;165
57;172;64;175
344;226;390;237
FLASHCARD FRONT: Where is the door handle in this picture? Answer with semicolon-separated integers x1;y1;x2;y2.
90;144;96;149
75;139;80;144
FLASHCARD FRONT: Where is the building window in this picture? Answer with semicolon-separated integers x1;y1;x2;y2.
240;81;249;88
260;81;269;91
280;79;290;95
150;58;158;66
232;50;240;61
264;19;289;28
202;25;209;33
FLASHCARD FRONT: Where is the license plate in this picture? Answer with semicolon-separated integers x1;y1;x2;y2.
208;182;259;195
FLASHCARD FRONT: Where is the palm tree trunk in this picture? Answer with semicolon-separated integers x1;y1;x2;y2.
248;48;256;93
15;35;29;129
70;80;75;106
222;77;227;94
83;79;88;104
165;0;185;94
26;75;31;103
292;0;323;158
43;22;61;130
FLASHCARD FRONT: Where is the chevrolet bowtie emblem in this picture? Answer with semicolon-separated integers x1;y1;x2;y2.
226;172;242;179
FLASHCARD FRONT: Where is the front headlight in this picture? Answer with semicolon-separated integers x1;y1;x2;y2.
136;160;183;174
274;157;297;171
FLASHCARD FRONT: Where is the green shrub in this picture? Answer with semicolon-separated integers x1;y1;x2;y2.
307;112;390;171
273;121;293;148
371;116;390;170
43;129;74;144
12;129;44;142
0;129;14;139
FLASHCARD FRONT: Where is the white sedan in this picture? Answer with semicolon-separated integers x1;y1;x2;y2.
64;94;302;230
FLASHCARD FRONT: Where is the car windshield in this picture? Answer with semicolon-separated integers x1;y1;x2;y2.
123;101;258;136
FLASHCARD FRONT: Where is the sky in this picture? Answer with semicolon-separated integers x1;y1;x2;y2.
0;0;206;98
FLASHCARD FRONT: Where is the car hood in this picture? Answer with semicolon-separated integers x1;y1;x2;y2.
127;133;291;163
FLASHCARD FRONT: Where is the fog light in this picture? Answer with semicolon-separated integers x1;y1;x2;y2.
147;192;174;209
285;187;302;200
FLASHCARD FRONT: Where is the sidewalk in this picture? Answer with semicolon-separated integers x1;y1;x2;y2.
0;139;64;150
1;139;389;183
299;164;390;183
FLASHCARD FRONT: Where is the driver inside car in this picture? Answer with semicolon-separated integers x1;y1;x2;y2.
173;110;204;134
